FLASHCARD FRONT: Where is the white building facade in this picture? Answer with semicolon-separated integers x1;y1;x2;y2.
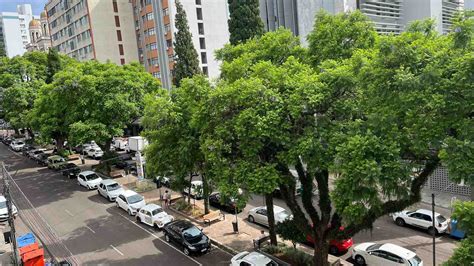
0;4;35;57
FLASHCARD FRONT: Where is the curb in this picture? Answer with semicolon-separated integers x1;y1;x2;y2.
167;206;239;256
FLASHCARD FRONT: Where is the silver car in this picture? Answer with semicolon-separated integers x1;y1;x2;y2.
247;205;292;226
97;180;124;201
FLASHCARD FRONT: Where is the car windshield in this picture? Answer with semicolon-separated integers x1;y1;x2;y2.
151;207;163;216
367;243;382;251
0;201;6;209
127;194;143;204
16;142;24;145
276;210;290;219
183;226;202;243
85;173;99;181
408;255;422;266
436;215;447;223
107;183;120;191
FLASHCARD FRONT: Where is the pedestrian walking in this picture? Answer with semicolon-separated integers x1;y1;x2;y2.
80;153;85;165
164;190;169;207
166;190;172;207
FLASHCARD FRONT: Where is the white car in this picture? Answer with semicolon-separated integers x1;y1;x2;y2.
183;180;203;199
136;204;174;229
77;171;103;189
87;147;104;159
116;190;146;215
0;195;18;221
392;209;448;235
113;137;128;151
231;251;278;266
97;180;124;201
352;242;423;266
247;205;292;226
10;141;25;151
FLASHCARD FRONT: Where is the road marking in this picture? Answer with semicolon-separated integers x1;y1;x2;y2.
116;212;202;266
65;209;74;217
110;245;124;256
85;225;95;234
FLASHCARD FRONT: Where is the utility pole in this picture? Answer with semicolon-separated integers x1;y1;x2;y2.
432;193;436;266
2;163;19;265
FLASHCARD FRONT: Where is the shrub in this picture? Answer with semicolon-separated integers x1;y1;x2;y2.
283;247;313;266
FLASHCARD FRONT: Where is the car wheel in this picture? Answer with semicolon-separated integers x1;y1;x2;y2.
108;196;113;202
136;216;141;223
165;234;170;242
97;190;101;196
128;209;132;216
154;223;159;230
395;218;405;227
248;215;255;223
428;226;437;236
329;245;339;255
115;202;119;208
354;255;366;266
183;247;190;256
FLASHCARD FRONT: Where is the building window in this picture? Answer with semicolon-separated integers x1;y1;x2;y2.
113;0;118;12
198;23;204;35
202;66;208;76
146;12;153;21
166;39;172;48
116;30;122;41
147;27;155;36
152;72;160;79
201;52;207;64
164;24;171;33
196;0;201;5
196;8;203;20
120;58;125;65
163;8;169;16
199;38;206;49
115;16;121;27
149;42;157;50
119;44;124;55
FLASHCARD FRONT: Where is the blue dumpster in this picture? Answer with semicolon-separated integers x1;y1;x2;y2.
16;232;36;248
450;220;466;239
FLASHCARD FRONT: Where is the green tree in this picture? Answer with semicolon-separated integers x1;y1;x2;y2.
275;219;307;249
204;15;473;266
143;75;212;213
0;44;6;57
46;48;62;84
444;201;474;266
307;10;376;66
227;0;264;45
173;0;201;87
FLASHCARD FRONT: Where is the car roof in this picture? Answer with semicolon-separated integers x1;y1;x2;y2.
121;190;139;197
242;252;272;264
169;220;193;230
101;179;118;185
416;209;441;217
80;170;96;176
142;204;161;211
379;243;416;259
47;155;62;159
191;180;203;185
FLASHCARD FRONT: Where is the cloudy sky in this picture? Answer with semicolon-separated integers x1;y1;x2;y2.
0;0;49;15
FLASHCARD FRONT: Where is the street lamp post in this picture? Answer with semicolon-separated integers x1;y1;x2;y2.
432;193;436;266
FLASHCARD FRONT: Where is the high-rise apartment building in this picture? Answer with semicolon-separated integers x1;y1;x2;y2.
259;0;466;45
131;0;229;88
46;0;138;64
26;11;52;52
0;4;35;57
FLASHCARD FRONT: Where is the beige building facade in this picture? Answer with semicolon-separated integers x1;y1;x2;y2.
46;0;138;65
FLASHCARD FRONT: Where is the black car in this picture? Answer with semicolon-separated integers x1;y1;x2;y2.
60;163;81;178
36;153;49;166
21;145;35;156
2;137;13;145
209;192;244;214
163;220;211;256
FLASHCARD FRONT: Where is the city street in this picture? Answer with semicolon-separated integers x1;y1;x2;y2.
0;145;232;265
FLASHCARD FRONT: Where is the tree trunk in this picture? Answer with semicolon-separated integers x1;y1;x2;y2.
56;136;65;152
188;172;193;204
202;173;210;214
103;139;112;153
265;193;277;245
26;128;35;142
313;231;329;266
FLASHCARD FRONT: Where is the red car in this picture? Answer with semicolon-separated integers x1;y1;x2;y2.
306;227;353;255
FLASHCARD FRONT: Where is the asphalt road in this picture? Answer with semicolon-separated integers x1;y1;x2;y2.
0;144;232;266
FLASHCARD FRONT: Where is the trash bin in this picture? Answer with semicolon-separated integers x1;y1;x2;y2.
232;221;238;233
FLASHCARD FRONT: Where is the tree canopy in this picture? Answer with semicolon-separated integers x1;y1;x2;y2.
173;0;201;87
227;0;265;45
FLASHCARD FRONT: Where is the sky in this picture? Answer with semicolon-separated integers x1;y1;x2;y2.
0;0;48;15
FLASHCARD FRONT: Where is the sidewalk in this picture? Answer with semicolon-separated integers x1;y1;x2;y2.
115;174;350;265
